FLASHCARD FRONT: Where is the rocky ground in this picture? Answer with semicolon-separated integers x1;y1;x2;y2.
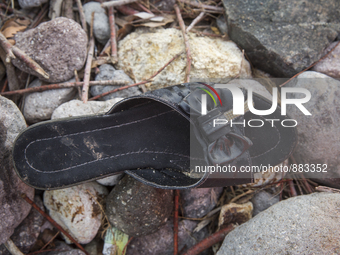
1;0;340;254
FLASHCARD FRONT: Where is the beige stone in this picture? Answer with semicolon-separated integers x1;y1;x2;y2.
43;182;108;244
117;28;252;90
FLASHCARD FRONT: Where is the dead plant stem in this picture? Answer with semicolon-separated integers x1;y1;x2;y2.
174;4;191;82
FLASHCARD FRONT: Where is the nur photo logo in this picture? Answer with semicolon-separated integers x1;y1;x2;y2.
198;82;312;128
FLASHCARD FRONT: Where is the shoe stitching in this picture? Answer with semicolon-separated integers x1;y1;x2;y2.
25;150;193;173
24;110;178;172
24;110;174;163
26;110;175;146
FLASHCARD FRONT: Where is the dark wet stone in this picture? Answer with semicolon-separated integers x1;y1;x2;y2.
106;175;173;236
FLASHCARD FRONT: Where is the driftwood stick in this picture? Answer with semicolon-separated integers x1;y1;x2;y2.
173;190;180;255
316;186;340;194
81;37;94;103
99;39;111;56
0;48;20;91
82;13;95;103
174;4;191;82
0;32;15;62
101;0;139;8
0;80;129;96
49;0;63;19
0;32;49;79
12;46;49;79
0;3;16;13
4;239;24;255
191;30;225;38
75;0;87;33
74;69;82;98
182;225;235;255
108;6;118;63
186;11;205;33
136;2;153;14
63;0;74;19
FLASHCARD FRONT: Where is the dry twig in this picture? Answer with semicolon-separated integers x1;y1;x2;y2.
174;190;180;255
288;180;297;197
12;46;49;79
174;4;191;82
89;51;183;100
191;30;225;38
74;69;82;98
49;0;63;19
186;11;205;33
136;2;153;14
115;5;139;15
0;32;15;62
101;0;139;8
0;48;20;91
0;3;16;14
315;186;340;193
82;13;95;103
1;79;8;93
108;6;118;63
21;193;89;255
0;32;49;79
299;173;313;194
82;36;94;103
4;239;24;255
122;237;133;254
0;79;129;96
182;225;234;255
63;0;74;19
75;0;87;33
29;4;49;28
39;231;60;252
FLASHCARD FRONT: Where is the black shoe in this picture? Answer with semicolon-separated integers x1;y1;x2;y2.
12;83;297;190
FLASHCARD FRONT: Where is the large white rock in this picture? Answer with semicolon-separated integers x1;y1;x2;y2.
217;193;340;255
117;28;252;90
43;182;108;244
286;71;340;188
